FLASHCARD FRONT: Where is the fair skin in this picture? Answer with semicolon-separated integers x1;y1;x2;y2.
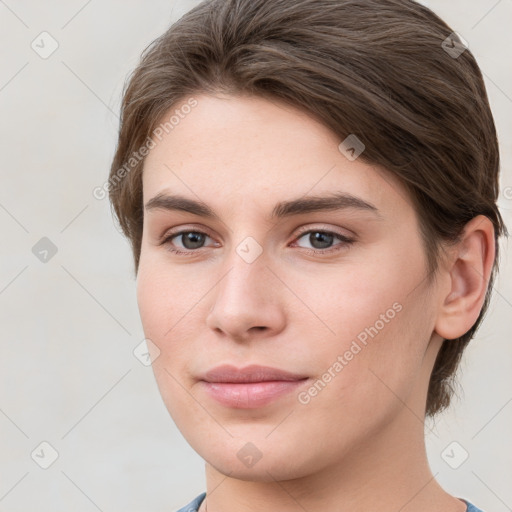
137;94;495;512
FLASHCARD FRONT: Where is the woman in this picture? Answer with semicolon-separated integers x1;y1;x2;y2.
108;1;507;510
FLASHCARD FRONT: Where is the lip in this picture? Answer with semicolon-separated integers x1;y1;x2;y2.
198;364;309;409
201;364;308;383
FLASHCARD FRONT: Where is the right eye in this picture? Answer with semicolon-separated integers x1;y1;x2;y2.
160;230;218;255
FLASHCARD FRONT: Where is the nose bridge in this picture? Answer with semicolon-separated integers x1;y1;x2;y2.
216;237;271;309
206;236;284;337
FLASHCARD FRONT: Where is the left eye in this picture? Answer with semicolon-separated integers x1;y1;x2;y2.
293;230;354;252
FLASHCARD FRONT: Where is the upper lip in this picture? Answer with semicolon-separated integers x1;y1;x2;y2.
201;364;308;383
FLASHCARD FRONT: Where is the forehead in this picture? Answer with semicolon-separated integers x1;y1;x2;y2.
141;94;412;218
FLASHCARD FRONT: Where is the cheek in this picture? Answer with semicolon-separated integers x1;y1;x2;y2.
292;254;409;349
136;264;168;340
136;251;201;338
136;259;199;420
294;245;432;403
136;253;212;389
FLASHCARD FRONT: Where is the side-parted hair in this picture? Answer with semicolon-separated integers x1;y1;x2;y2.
108;0;508;416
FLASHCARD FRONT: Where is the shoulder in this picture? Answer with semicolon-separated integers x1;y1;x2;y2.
173;494;485;512
175;492;207;512
461;499;485;512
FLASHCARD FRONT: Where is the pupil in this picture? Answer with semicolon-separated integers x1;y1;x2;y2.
183;232;204;249
311;232;333;249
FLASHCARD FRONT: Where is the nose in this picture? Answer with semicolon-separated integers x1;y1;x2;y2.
205;246;286;342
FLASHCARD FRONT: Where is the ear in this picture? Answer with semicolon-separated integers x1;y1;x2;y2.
434;215;496;340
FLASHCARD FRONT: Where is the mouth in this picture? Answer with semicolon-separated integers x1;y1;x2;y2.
198;364;309;409
200;363;308;383
199;379;309;408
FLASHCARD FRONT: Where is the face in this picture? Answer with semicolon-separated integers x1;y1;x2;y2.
137;93;443;481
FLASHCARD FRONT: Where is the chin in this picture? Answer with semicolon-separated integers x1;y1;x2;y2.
196;433;327;482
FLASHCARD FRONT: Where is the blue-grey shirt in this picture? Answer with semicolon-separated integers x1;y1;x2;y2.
175;492;485;512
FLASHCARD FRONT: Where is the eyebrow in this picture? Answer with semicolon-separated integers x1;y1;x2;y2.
144;191;382;220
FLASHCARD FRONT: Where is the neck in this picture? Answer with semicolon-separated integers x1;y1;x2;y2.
199;408;466;512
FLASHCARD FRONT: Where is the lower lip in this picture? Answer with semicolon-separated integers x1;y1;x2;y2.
200;379;308;409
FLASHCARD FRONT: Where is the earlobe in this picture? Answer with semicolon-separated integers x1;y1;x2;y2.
434;215;495;340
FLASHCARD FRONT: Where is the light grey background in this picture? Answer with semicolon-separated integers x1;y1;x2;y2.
0;1;511;511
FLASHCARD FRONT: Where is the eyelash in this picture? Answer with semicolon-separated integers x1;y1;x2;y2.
159;227;355;257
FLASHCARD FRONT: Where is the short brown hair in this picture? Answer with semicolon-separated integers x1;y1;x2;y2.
108;0;508;417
